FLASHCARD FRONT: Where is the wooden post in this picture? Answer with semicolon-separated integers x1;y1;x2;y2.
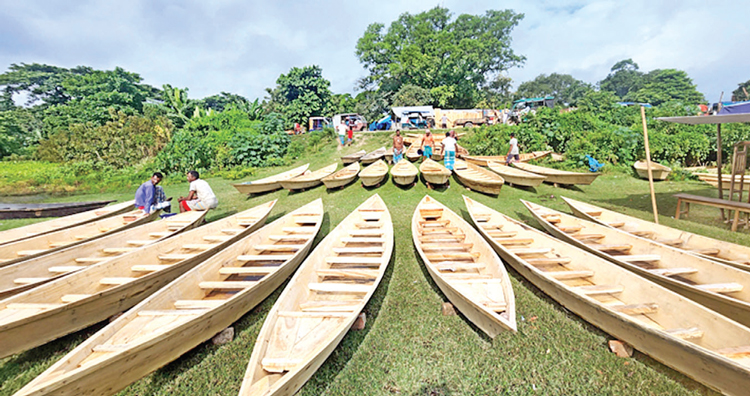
718;92;725;219
641;106;659;224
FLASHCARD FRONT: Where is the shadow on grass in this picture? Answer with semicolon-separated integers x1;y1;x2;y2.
362;174;390;191
418;173;450;192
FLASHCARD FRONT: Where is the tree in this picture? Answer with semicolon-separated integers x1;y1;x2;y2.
392;84;432;106
326;93;356;116
733;80;750;101
356;7;525;108
476;74;513;109
515;73;593;105
353;90;390;124
599;59;644;99
625;69;705;106
159;84;194;128
199;92;250;112
265;65;332;128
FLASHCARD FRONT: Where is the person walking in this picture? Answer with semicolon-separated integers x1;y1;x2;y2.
420;129;435;160
441;131;457;171
346;118;354;146
441;114;449;129
337;120;347;147
392;130;404;164
178;171;218;212
506;132;520;165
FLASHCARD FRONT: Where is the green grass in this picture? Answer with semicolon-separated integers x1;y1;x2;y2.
1;131;742;395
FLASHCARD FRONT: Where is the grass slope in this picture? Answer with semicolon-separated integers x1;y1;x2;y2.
1;132;739;395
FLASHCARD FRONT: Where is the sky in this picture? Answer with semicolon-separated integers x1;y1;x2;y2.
1;0;748;103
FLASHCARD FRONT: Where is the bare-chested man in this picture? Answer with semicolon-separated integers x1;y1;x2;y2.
392;130;404;164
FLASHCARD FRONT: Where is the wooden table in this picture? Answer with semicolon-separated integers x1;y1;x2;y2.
674;193;750;231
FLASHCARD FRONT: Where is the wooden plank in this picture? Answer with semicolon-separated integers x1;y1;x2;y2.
149;231;171;238
495;238;533;246
182;244;215;250
282;227;316;234
359;213;382;222
572;234;605;241
277;311;350;318
199;281;257;289
6;303;64;310
647;267;698;277
589;243;633;252
298;300;362;311
425;252;480;261
691;248;720;256
222;228;246;234
716;345;750;358
612;303;659;315
480;223;503;230
102;247;137;254
316;269;379;280
75;257;109;263
657;238;685;246
174;300;224;309
612;254;661;262
510;248;552;255
48;266;87;273
546;270;594;280
262;358;303;372
203;235;232;242
269;235;312;242
434;262;486;271
61;294;91;303
16;250;47;257
126;240;155;246
421;243;473;251
100;277;137;285
158;254;196;261
527;257;572;265
695;283;743;293
584;210;602;217
349;229;383;237
631;230;656;237
13;277;50;284
131;265;172;272
419;227;459;234
355;221;383;229
219;267;276;275
420;220;450;227
606;221;625;228
559;225;583;233
137;309;206;316
254;245;303;252
237;255;293;262
419;235;467;242
326;257;383;265
576;285;624;296
308;283;371;294
666;327;704;340
340;237;385;244
487;231;518;238
333;247;384;254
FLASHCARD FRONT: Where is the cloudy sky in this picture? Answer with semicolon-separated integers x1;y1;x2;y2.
1;0;748;102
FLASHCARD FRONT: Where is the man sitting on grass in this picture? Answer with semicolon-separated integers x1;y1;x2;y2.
134;172;171;214
179;170;218;212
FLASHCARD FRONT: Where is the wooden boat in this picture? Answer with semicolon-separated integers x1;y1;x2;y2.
464;196;750;396
700;178;750;191
0;200;135;246
360;147;386;165
0;200;116;220
279;163;337;191
0;211;207;300
405;144;422;162
13;200;322;396
419;159;451;185
634;160;671;181
321;162;360;189
453;159;504;195
0;209;157;268
461;150;552;167
233;164;309;195
384;147;394;163
562;196;750;270
513;162;600;186
523;200;750;328
341;150;366;165
412;195;516;336
390;160;418;186
239;194;392;396
487;161;546;187
431;144;444;161
0;200;275;359
359;159;389;187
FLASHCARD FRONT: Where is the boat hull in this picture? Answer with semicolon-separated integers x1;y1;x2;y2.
233;164;309;194
391;162;418;186
453;160;503;195
634;161;671;181
487;161;546;187
322;163;359;189
0;200;116;220
513;163;600;185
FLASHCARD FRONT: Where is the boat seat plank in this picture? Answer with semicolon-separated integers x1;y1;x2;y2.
13;277;50;284
630;230;656;237
182;244;215;251
666;327;704;340
612;303;659;315
102;247;137;254
16;250;47;257
340;237;385;244
647;267;698;277
546;270;594;280
510;248;552;255
691;248;721;256
420;220;450;227
158;254;197;261
589;243;633;252
298;300;363;311
174;300;224;309
277;311;350;318
308;283;371;294
138;309;206;316
203;235;232;242
349;230;384;237
222;228;246;234
612;254;661;262
606;221;625;228
695;283;743;293
316;269;379;280
480;223;503;230
48;266;87;273
656;238;685;246
495;238;533;246
131;265;172;272
359;213;382;222
559;225;583;233
237;255;293;262
262;358;303;373
487;231;518;238
421;243;473;251
584;210;602;217
100;277;137;285
333;247;385;254
126;240;155;246
47;242;70;248
358;207;385;212
199;281;257;289
419;235;467;243
576;285;624;296
269;235;312;242
219;267;276;275
149;232;171;238
355;222;383;229
434;262;486;271
572;234;606;241
75;257;109;263
74;234;97;240
282;227;316;234
254;245;303;252
326;257;383;265
61;294;91;303
425;252;480;261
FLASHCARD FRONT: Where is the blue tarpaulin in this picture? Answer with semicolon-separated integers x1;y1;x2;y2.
719;101;750;115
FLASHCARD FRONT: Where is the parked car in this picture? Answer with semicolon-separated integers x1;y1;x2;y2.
400;111;435;129
509;96;555;124
308;116;331;132
333;113;367;131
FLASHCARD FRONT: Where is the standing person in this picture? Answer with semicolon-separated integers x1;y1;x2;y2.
441;131;457;172
420;129;435;160
441;114;449;129
346;118;354;146
134;172;171;214
337;120;347;147
392;130;404;164
178;170;218;213
506;132;520;165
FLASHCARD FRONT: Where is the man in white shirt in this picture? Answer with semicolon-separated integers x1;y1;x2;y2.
337;121;347;146
506;132;520;165
441;131;457;171
179;170;218;212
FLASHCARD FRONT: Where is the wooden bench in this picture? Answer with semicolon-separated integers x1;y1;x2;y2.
674;193;750;231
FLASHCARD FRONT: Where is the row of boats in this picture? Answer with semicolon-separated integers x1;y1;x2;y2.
5;194;750;394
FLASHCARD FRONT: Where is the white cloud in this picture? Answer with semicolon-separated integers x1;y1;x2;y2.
0;0;748;102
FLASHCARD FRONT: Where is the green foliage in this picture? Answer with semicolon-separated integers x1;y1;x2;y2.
392;84;433;106
36;110;172;168
0;109;43;158
356;6;525;108
599;59;643;99
576;90;621;114
158;84;194;128
625;69;705;105
265;65;331;128
326;93;356;116
732;79;750;101
353;90;390;123
515;73;593;106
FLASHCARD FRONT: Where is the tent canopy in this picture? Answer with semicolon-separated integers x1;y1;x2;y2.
656;113;750;125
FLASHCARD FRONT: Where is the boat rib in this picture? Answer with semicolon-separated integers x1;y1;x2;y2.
522;200;750;328
453;159;504;195
562;196;750;271
0;200;276;359
419;159;451;185
412;195;516;337
232;164;309;195
12;200;322;396
487;161;546;187
0;200;135;247
322;162;360;189
390;160;418;186
0;211;206;299
360;147;386;165
239;194;392;396
0;209;158;268
464;196;750;396
341;150;366;165
279;163;338;191
513;162;600;186
359;159;389;187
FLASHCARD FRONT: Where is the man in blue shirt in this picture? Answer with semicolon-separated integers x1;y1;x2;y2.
135;172;168;214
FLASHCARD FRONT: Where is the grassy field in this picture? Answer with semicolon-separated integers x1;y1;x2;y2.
1;131;744;395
